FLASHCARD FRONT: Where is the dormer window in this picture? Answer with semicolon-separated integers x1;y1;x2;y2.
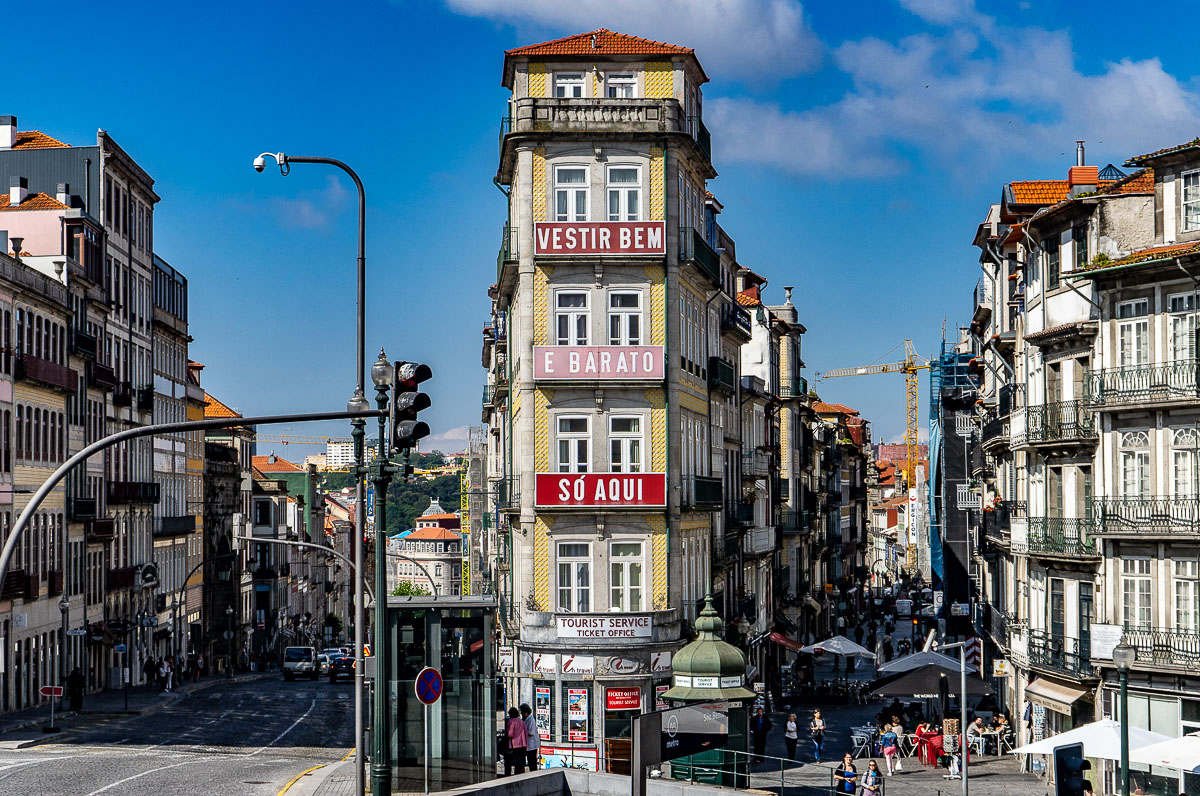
554;73;585;98
606;73;636;98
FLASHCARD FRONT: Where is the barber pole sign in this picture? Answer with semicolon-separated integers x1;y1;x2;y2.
966;636;982;670
534;221;666;256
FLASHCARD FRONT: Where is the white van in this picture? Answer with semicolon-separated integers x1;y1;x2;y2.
282;646;317;681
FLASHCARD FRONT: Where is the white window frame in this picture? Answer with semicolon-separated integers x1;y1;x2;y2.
1117;300;1149;367
609;415;643;473
554;290;590;346
606;165;641;221
607;290;642;346
1175;559;1199;633
605;72;636;98
1173;427;1200;498
556;542;591;613
553;72;585;98
554;165;589;222
556;415;591;474
1168;292;1198;361
1122;557;1152;630
1120;431;1150;498
1183;169;1200;232
609;541;644;612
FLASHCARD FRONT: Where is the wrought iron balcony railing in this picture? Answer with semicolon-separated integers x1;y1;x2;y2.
981;411;1007;448
1014;400;1096;446
1121;625;1200;669
679;227;720;288
16;354;78;392
1087;359;1200;408
1094;497;1200;535
778;376;808;399
708;356;736;393
682;475;723;510
491;476;521;513
1026;516;1099;557
496;224;518;283
778;510;810;535
720;303;752;340
1028;629;1094;678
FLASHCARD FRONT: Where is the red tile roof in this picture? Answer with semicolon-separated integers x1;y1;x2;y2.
403;526;462;542
252;454;302;473
736;291;761;307
13;130;69;150
0;192;68;211
1126;137;1200;166
1086;242;1200;272
812;401;859;416
418;513;459;521
506;28;694;58
1009;180;1071;205
204;392;241;419
1103;168;1154;194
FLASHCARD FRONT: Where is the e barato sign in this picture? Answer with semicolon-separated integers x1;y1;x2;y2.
533;345;664;380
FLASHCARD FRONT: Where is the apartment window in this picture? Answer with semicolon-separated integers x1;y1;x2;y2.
606;166;640;221
1046;239;1060;290
606;73;636;98
553;73;585;98
1175;559;1199;632
1183;169;1200;232
610;541;644;611
1122;558;1152;630
556;416;590;473
554;166;588;222
1073;223;1088;270
1174;428;1200;498
1118;300;1149;367
607;291;642;345
556;542;591;612
1120;431;1150;498
434;564;442;577
1168;293;1198;360
254;499;271;526
555;291;589;346
609;416;642;473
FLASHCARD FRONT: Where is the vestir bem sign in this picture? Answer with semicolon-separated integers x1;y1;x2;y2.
534;345;664;380
535;473;667;508
558;615;653;639
534;221;666;256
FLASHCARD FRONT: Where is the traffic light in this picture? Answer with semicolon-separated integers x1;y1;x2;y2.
390;361;432;452
1053;742;1090;796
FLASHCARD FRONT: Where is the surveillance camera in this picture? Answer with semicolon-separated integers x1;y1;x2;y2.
253;155;266;173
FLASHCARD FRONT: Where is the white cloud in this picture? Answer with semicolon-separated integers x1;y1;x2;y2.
421;424;471;454
443;0;821;80
267;175;348;230
897;0;978;25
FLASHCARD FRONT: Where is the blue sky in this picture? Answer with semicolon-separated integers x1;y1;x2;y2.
7;0;1200;453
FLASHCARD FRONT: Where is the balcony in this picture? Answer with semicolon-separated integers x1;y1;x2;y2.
252;567;278;580
47;569;63;596
982;604;1008;650
68;497;97;521
155;514;196;537
107;565;136;590
1012;400;1096;447
778;510;810;535
982;503;1012;545
113;381;133;407
1026;516;1099;558
981;411;1007;449
1027;629;1094;679
505;97;689;140
1;568;29;600
491;476;520;513
107;481;160;504
136;385;154;413
87;361;118;391
1086;359;1199;410
972;276;994;328
778;376;808;399
775;474;789;503
679;227;721;289
495;223;518;283
71;327;97;359
708;356;736;393
743;526;776;556
727;502;754;527
16;354;78;393
1121;626;1200;670
720;303;752;341
1093;497;1200;537
689;115;712;163
742;450;770;478
86;519;115;543
682;475;722;510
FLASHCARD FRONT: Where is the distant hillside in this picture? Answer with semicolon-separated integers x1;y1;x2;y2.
321;451;461;533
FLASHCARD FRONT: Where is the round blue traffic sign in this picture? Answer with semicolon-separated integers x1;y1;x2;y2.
415;666;442;705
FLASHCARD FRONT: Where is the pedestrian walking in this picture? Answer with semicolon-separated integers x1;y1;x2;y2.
160;658;172;692
194;654;204;682
882;635;894;662
520;703;540;771
784;713;798;760
853;624;864;646
861;760;883;794
833;754;857;793
66;667;85;714
503;707;527;775
142;657;157;689
750;707;772;764
881;723;899;775
809;709;826;762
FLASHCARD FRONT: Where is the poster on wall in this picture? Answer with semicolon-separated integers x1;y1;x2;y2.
535;686;552;741
539;746;598;771
567;688;589;742
656;684;670;711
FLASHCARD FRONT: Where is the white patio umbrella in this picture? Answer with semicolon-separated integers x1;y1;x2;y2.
877;649;978;674
1009;718;1172;760
799;634;876;658
1129;730;1200;772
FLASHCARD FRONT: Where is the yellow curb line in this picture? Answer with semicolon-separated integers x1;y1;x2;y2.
341;747;356;761
276;763;326;796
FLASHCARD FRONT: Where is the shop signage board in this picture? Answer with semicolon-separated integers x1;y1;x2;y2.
535;686;552;741
534;221;666;256
533;653;557;673
567;688;589;742
533;345;664;380
497;646;514;670
650;651;672;673
535;473;667;508
558;615;652;639
561;654;594;675
606;687;642;710
655;685;669;711
992;659;1010;677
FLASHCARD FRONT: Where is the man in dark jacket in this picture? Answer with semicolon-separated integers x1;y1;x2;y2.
66;667;85;714
750;707;773;764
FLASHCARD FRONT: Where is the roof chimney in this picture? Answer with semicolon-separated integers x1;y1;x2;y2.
0;116;14;150
1067;142;1097;196
1076;140;1085;167
8;177;26;207
56;183;69;207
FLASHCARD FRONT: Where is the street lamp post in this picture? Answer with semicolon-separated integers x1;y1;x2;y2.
370;351;395;796
255;151;369;796
226;606;235;678
1113;638;1135;796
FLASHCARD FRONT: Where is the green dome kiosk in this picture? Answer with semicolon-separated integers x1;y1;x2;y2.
663;595;755;787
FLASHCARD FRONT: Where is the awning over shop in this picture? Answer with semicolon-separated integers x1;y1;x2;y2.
769;632;803;653
1025;677;1088;715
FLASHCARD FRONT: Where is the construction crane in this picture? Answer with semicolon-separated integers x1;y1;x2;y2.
820;340;930;489
256;434;352;446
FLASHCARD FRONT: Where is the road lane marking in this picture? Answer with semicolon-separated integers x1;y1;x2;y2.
248;699;317;757
82;757;212;795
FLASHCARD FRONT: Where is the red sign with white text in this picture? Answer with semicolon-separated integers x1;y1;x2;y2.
534;221;666;256
606;687;642;711
534;345;664;381
535;473;667;508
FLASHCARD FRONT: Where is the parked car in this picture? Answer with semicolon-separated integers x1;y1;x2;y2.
283;646;318;681
329;656;355;683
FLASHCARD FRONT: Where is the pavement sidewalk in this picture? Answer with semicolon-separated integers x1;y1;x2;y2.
284;755;356;796
0;671;272;747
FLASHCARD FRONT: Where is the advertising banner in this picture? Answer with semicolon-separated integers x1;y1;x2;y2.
535;686;552;741
605;687;642;711
534;221;666;256
535;473;667;508
656;684;669;711
539;746;598;771
567;688;589;742
533;345;664;380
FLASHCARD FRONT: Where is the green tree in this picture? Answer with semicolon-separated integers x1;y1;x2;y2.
391;581;430;596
